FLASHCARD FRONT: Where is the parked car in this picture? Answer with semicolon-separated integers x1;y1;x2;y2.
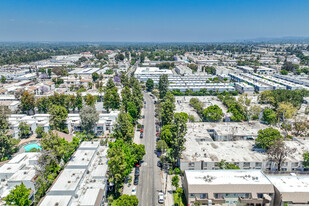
158;192;164;204
132;187;137;195
140;133;143;138
157;161;162;168
134;176;139;185
135;167;140;176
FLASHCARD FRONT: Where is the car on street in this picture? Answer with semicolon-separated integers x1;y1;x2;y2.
157;161;162;168
132;187;137;195
134;176;139;185
158;192;164;204
140;133;143;138
135;167;140;176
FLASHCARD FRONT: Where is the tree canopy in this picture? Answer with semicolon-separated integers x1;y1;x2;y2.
203;105;223;122
4;182;31;206
255;128;283;149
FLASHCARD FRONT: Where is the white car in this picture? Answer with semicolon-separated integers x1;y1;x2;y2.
158;192;164;204
132;187;137;195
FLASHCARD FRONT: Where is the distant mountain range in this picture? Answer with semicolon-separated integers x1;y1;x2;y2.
237;36;309;44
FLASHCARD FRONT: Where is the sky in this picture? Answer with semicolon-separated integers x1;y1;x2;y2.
0;0;309;42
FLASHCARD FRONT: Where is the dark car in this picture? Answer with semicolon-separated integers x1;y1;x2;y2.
134;176;139;185
157;161;162;168
140;133;143;138
144;101;146;104
135;167;140;176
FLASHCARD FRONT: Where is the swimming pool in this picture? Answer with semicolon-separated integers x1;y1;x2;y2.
24;143;42;152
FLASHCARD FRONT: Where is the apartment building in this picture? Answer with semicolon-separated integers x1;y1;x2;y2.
0;153;40;204
39;141;109;206
183;170;274;206
180;136;309;172
268;175;309;205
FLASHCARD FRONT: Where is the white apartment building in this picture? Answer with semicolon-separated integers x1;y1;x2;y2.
268;175;309;205
0;153;40;204
180;136;309;172
39;141;109;206
183;170;274;206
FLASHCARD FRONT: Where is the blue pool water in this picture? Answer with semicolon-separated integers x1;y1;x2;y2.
24;143;42;152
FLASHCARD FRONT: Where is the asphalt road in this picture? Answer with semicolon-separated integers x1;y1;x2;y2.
137;93;162;206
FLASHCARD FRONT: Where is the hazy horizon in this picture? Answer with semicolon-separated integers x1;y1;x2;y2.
1;0;309;42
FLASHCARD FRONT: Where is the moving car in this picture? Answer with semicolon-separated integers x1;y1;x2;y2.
158;192;164;204
132;187;137;195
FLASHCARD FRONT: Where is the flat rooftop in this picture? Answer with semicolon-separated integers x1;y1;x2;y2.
49;169;85;193
40;195;72;206
268;175;309;193
66;150;95;169
185;170;271;185
183;137;309;162
78;141;100;150
8;170;36;182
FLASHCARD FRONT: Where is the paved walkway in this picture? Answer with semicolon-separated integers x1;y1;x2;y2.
17;133;38;146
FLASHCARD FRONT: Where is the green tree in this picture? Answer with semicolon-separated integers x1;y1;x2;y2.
227;103;247;122
107;141;134;193
0;132;17;161
36;97;49;113
127;102;138;122
113;113;134;143
303;152;309;168
161;92;175;126
4;182;31;206
47;68;52;77
18;122;31;139
75;93;83;111
170;113;188;165
156;140;168;153
1;75;6;84
34;150;60;203
131;143;146;164
203;105;223;122
218;160;240;169
159;74;169;99
263;109;277;125
80;106;99;135
121;86;132;111
84;94;96;106
49;105;68;132
35;126;45;138
114;194;139;206
255;128;283;149
21;91;35;114
146;78;154;92
172;175;180;189
160;125;173;146
92;72;100;82
280;69;288;75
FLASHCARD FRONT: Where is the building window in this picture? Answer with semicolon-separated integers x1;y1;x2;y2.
255;162;262;167
243;162;250;168
190;193;195;198
200;193;207;199
189;163;195;167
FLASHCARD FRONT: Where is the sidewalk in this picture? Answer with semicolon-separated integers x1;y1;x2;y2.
162;172;175;206
122;108;145;196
